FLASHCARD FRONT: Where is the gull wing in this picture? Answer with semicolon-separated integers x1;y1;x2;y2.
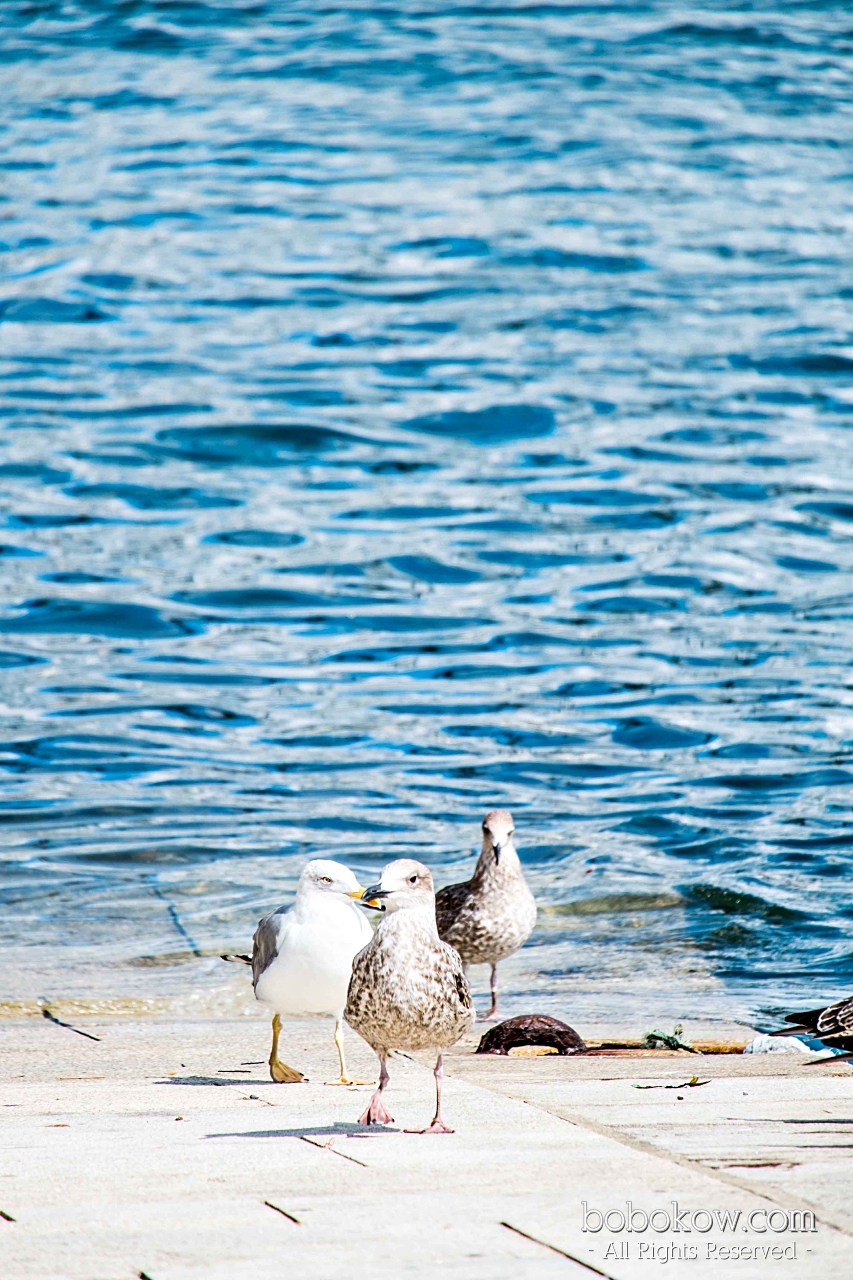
252;911;284;988
434;878;472;939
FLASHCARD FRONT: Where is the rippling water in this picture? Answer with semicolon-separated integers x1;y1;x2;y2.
2;1;853;1024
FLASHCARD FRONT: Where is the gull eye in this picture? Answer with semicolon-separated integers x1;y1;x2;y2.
320;876;332;884
409;874;417;884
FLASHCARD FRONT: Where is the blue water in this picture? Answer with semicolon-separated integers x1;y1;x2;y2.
2;1;853;1025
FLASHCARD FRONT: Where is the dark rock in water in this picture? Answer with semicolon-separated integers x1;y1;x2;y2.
475;1014;586;1056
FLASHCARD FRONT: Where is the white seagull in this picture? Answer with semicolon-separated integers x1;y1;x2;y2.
247;859;374;1085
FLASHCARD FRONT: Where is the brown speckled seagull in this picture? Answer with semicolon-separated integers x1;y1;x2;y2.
435;809;536;1020
345;859;474;1133
770;992;853;1060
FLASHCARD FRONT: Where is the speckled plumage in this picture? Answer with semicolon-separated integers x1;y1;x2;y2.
345;858;474;1131
346;909;473;1054
435;810;536;1018
774;993;853;1054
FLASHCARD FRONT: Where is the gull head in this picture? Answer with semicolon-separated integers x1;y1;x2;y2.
299;858;365;901
481;808;515;865
361;858;435;914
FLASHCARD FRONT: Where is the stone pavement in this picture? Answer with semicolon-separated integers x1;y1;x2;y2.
1;1015;851;1279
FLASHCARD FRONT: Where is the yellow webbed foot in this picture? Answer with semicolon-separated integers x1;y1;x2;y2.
324;1076;375;1086
270;1058;306;1084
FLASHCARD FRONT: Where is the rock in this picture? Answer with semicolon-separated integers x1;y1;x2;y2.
475;1014;586;1056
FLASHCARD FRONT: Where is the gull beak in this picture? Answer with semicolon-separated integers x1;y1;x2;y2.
360;883;389;910
347;887;366;900
492;842;502;865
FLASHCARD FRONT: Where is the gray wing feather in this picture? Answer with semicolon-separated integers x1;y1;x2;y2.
252;913;280;989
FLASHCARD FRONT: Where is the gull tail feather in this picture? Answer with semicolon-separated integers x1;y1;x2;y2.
220;953;252;965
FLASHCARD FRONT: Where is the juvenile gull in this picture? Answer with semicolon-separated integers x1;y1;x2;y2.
435;809;536;1019
345;859;474;1133
770;993;853;1059
250;859;374;1085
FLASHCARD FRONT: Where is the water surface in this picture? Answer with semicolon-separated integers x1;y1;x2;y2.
2;1;853;1025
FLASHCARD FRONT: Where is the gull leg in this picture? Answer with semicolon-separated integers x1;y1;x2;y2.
357;1052;394;1124
268;1013;305;1084
484;964;499;1020
406;1053;453;1134
325;1020;374;1086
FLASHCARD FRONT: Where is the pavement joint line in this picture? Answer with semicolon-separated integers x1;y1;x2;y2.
500;1222;619;1277
299;1134;368;1166
264;1200;301;1224
39;1006;101;1042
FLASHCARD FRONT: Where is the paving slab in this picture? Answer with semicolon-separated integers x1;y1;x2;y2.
1;1017;850;1279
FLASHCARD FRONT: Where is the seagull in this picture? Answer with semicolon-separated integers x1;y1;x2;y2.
435;809;536;1019
345;859;475;1133
240;859;374;1085
770;993;853;1061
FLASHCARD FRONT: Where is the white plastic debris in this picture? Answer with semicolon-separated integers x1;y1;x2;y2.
743;1033;834;1056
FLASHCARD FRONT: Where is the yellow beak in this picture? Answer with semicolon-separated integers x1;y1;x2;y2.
348;887;366;900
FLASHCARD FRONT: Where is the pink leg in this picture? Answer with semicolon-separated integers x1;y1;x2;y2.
484;964;499;1020
405;1054;454;1134
357;1053;394;1125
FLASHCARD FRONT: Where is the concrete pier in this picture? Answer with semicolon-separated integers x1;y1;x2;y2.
2;1014;851;1278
